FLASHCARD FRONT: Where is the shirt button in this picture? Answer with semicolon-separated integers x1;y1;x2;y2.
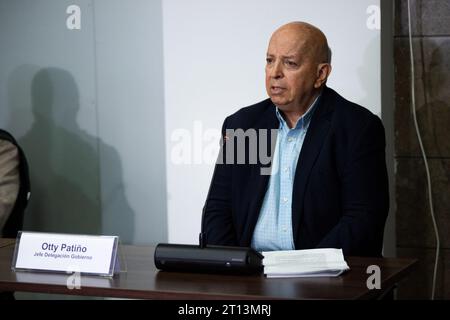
284;167;289;172
282;227;287;232
283;197;288;203
288;137;294;142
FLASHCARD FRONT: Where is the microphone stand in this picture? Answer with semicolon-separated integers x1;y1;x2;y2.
198;157;219;249
154;134;263;274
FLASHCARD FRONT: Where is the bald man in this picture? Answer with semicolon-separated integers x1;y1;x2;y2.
203;22;389;257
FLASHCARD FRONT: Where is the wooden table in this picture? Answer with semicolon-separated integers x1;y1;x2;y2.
0;238;417;299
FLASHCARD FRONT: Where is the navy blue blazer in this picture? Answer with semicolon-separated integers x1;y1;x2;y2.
203;86;389;257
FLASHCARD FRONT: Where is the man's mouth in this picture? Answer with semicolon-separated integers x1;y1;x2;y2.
270;86;286;94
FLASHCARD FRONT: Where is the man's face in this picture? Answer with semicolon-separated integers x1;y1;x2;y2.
265;29;319;111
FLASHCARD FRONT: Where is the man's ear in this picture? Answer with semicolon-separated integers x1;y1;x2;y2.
314;63;332;88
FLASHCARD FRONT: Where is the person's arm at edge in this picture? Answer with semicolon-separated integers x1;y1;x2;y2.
0;141;20;233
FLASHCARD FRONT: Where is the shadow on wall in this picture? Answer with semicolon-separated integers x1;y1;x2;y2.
7;67;135;242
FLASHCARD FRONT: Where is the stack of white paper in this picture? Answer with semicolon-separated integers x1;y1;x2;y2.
262;248;350;278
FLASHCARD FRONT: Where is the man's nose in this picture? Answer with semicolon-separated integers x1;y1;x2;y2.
270;61;283;79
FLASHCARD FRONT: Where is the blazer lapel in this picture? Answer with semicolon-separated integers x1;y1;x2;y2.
241;102;279;246
291;88;334;242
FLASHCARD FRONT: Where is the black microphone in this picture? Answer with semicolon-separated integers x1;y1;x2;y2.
154;135;263;275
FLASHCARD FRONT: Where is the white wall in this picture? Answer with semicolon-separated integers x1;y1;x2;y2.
163;0;382;244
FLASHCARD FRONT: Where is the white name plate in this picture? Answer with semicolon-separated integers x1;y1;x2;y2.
12;232;119;277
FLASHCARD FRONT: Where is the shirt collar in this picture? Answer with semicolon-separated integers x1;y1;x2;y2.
275;93;321;131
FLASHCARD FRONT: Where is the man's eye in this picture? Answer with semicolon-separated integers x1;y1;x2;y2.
286;61;297;67
266;58;273;64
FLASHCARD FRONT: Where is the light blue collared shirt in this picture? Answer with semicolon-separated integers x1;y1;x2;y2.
251;96;320;252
